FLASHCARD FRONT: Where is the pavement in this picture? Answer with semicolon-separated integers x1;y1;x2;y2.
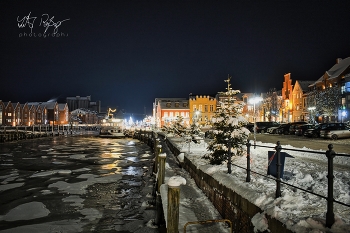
157;138;231;233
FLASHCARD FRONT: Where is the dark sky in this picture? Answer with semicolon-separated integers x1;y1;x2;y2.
1;1;349;119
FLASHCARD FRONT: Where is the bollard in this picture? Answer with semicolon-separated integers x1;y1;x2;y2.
275;141;282;198
157;153;167;193
326;144;335;228
154;142;162;174
167;176;186;233
246;140;251;182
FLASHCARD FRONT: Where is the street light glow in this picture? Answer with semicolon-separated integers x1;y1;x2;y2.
249;96;263;148
249;96;263;104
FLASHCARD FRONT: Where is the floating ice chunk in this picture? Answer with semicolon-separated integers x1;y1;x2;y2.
1;201;50;221
0;183;24;192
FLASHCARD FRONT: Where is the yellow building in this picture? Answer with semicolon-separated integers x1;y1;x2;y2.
189;95;216;125
292;80;314;122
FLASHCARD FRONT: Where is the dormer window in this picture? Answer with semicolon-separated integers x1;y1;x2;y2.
166;102;171;107
175;102;179;107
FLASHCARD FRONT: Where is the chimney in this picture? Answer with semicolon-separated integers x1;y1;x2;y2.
336;58;342;64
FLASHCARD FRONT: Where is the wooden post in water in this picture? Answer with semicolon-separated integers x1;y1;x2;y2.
153;139;159;174
167;176;186;233
157;153;166;193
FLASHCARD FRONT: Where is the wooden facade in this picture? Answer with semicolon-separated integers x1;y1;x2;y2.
0;100;69;126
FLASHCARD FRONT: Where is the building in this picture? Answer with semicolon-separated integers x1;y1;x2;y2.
0;100;69;126
153;98;189;128
292;80;314;122
281;73;293;122
70;108;99;124
66;96;101;113
189;95;216;125
308;57;350;122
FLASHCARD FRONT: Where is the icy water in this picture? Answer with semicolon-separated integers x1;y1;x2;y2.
0;135;160;233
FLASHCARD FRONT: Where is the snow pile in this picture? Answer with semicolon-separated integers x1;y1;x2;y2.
251;212;269;233
172;138;350;233
168;176;186;187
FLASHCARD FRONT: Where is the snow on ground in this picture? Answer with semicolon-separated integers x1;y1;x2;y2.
170;136;350;233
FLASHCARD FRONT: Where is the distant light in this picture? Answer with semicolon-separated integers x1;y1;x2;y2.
342;111;347;117
249;96;263;104
308;107;316;111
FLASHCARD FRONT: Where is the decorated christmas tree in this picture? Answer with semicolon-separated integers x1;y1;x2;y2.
204;76;250;165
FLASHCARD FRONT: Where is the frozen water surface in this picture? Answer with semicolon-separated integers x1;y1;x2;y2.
0;136;158;232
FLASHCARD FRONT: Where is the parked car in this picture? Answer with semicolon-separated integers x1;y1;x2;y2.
276;123;292;134
255;122;279;133
304;123;328;138
268;123;287;134
295;124;315;136
288;122;308;135
320;123;350;140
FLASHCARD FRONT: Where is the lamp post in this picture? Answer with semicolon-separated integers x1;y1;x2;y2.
249;96;263;148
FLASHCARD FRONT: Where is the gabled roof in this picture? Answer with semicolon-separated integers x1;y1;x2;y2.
296;80;314;91
27;102;57;109
309;57;350;87
58;103;67;111
326;57;350;80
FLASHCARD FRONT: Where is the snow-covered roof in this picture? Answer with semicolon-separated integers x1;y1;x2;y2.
309;57;350;87
157;98;189;109
326;57;350;80
58;103;67;111
296;80;314;91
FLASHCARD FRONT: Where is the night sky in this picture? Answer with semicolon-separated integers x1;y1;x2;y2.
1;1;349;119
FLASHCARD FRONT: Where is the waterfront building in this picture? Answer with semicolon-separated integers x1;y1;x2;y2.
189;95;216;126
153;98;189;128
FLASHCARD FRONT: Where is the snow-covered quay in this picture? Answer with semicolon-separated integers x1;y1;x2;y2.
165;133;350;233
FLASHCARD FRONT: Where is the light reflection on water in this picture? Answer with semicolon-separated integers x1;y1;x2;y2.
126;157;139;162
124;166;143;176
100;153;123;159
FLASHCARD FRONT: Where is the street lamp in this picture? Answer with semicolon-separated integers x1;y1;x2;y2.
249;96;263;148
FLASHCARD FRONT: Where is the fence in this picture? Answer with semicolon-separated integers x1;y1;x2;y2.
0;125;89;142
235;140;350;228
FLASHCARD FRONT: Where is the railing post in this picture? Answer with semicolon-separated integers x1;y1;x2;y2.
167;176;186;233
246;140;251;182
157;153;166;193
227;140;232;174
326;144;335;228
275;141;282;198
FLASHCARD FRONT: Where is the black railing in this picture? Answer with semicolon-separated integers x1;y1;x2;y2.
240;140;350;228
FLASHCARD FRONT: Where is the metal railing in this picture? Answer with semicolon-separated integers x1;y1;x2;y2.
239;140;350;228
